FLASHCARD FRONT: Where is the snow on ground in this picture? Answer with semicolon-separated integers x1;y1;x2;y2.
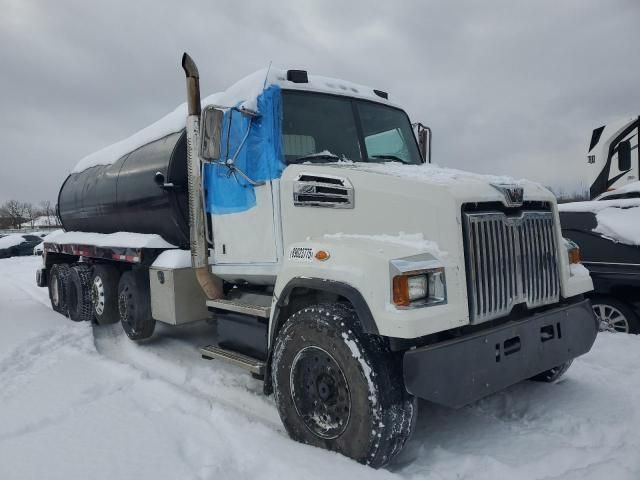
1;256;640;479
0;234;29;249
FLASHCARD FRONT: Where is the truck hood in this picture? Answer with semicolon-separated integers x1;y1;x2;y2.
325;162;555;206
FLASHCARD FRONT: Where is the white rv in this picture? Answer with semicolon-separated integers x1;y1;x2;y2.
587;116;639;198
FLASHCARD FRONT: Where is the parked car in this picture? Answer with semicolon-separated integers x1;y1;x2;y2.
0;234;44;258
33;242;44;255
559;195;640;333
593;181;640;201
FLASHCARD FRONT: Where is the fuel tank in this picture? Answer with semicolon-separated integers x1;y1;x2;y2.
58;130;190;248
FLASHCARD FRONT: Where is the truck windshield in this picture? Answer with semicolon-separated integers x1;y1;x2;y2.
282;91;422;165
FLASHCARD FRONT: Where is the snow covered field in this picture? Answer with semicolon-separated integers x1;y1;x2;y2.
1;256;639;480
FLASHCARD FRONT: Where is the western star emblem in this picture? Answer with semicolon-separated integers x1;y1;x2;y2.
491;183;524;207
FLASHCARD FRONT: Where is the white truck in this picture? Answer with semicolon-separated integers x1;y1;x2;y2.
587;116;639;198
37;54;598;467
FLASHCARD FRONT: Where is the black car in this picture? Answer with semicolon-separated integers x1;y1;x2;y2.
560;204;640;334
0;234;44;258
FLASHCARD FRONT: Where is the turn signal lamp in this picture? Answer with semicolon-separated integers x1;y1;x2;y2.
564;238;581;264
315;250;330;261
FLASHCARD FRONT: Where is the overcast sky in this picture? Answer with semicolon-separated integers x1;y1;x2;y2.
1;0;638;204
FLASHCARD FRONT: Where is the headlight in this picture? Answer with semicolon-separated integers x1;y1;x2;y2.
392;266;446;308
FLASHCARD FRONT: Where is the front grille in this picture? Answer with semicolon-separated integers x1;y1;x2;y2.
463;210;560;323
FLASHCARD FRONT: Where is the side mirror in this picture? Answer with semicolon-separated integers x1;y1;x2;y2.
414;123;432;164
200;105;224;161
617;140;632;171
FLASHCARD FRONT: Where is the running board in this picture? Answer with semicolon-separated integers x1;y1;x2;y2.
200;345;265;375
206;298;271;318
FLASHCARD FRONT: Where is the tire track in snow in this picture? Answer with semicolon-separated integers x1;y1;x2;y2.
90;322;284;431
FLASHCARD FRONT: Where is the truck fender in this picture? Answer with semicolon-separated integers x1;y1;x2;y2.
263;277;377;395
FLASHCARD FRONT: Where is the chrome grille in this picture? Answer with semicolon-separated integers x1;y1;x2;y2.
464;211;560;323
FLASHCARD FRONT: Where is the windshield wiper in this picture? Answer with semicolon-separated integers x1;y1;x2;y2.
289;153;341;164
369;154;409;164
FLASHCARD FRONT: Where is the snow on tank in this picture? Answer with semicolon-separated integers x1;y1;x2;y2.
72;67;394;174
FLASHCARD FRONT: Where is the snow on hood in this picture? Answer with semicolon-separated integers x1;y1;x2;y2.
72;67;391;174
341;162;527;187
559;197;640;246
0;234;28;249
593;206;640;246
558;197;640;213
595;181;640;200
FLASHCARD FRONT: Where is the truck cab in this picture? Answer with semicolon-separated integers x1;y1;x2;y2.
39;55;599;468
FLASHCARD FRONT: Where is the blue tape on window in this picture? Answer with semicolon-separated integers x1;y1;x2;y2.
204;85;284;214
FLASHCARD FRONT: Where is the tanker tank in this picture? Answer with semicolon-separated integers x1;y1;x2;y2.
57;130;190;248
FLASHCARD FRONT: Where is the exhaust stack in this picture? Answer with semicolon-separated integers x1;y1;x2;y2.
181;52;223;300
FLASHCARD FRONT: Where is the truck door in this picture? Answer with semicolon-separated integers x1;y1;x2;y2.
211;181;279;265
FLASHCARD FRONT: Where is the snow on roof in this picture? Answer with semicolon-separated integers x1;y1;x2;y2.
72;67;392;174
0;234;29;249
45;231;176;249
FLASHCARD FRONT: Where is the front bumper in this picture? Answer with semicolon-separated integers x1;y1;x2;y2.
403;299;598;408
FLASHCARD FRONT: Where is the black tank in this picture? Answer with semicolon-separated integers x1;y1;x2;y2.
58;130;190;248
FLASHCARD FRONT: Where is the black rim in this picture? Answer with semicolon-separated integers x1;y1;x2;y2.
289;346;351;439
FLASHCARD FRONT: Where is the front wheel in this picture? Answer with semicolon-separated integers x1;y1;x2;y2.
271;303;416;468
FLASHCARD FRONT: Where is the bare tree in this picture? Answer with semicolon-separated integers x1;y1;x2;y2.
2;200;25;228
23;202;35;228
38;200;55;225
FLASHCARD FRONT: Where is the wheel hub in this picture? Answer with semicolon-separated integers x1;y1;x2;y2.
92;276;105;315
592;304;629;333
290;346;351;439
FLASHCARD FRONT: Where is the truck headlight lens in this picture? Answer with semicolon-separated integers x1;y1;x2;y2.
407;274;428;301
393;267;446;307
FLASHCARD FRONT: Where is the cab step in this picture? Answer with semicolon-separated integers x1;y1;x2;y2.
206;298;271;318
200;345;265;376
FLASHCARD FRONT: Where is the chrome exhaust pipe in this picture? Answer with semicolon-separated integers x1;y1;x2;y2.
181;52;223;300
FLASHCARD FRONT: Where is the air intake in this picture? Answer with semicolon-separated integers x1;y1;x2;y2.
293;173;354;209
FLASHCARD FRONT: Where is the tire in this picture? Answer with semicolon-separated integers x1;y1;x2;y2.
272;303;417;468
49;263;71;316
91;264;121;325
66;263;95;323
530;360;573;383
591;297;639;334
118;270;155;341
